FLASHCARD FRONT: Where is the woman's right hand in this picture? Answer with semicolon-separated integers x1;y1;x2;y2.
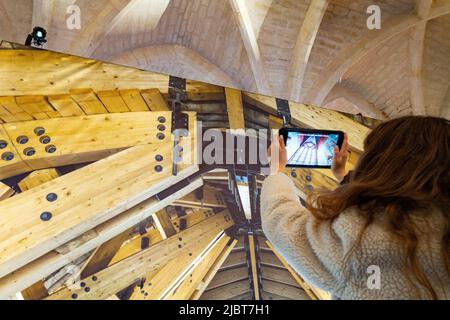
332;133;349;182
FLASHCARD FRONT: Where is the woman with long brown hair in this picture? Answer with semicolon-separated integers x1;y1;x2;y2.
261;116;450;299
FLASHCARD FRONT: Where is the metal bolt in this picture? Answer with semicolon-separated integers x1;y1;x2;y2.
1;152;14;161
71;294;78;300
39;136;51;144
23;147;36;157
155;155;163;162
306;175;312;182
0;140;7;149
92;276;98;282
16;136;29;144
45;145;57;154
157;133;165;140
40;212;52;221
157;124;166;131
46;193;58;202
84;287;90;293
158;116;166;123
34;127;45;136
80;282;86;288
291;170;297;178
155;165;163;173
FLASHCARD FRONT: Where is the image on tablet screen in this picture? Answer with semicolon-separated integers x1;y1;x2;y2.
285;132;339;167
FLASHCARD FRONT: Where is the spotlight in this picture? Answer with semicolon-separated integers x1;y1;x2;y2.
25;26;47;47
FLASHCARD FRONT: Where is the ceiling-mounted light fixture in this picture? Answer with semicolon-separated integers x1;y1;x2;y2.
25;26;48;47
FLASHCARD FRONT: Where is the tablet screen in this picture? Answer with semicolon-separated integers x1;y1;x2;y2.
285;131;339;167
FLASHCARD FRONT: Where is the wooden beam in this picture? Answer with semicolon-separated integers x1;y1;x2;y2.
225;88;245;129
201;279;249;300
286;0;328;102
309;2;450;105
46;212;234;300
171;209;217;233
173;186;226;210
166;234;230;300
109;229;164;265
96;90;130;113
266;241;330;300
118;89;150;112
0;178;203;299
69;89;108;115
0;118;197;278
244;92;369;153
0;182;14;200
141;89;170;111
261;266;300;287
191;239;239;299
0;50;225;99
18;169;60;300
153;209;177;240
47;94;85;117
248;234;260;299
18;169;60;192
0;112;181;178
80;228;134;279
206;266;248;291
261;280;310;300
228;0;272;94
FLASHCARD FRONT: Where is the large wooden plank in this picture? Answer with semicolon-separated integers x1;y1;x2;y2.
0;177;203;299
243;92;369;153
225;88;245;129
46;212;234;300
129;232;228;300
119;89;150;112
70;89;108;115
0;125;32;179
191;239;238;299
15;96;55;119
0;118;198;278
96;90;130;113
261;280;310;300
166;234;230;300
0;182;14;200
0;50;224;100
266;241;330;300
2;112;181;173
47;94;85;117
18;168;61;300
18;169;60;191
0;97;34;121
201;279;249;300
207;266;249;291
141;89;170;111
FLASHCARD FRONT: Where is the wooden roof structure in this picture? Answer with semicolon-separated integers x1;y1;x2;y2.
1;0;448;120
0;41;378;300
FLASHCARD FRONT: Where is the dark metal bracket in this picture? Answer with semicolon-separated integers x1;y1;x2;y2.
276;98;291;127
168;76;189;176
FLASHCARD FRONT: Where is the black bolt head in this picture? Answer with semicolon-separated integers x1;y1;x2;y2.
34;127;45;136
1;152;14;161
23;147;36;157
46;193;58;202
40;212;52;221
17;136;29;144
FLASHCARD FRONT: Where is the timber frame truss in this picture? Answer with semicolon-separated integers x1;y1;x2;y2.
0;45;373;300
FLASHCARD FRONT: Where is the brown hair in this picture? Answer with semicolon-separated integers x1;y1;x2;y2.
308;116;450;299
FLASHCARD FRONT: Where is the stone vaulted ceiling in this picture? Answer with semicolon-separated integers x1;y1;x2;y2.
0;0;449;120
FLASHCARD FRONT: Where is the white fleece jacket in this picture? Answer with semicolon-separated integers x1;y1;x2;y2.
260;173;450;300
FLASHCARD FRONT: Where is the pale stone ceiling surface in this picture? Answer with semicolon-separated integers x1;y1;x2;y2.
0;0;449;120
